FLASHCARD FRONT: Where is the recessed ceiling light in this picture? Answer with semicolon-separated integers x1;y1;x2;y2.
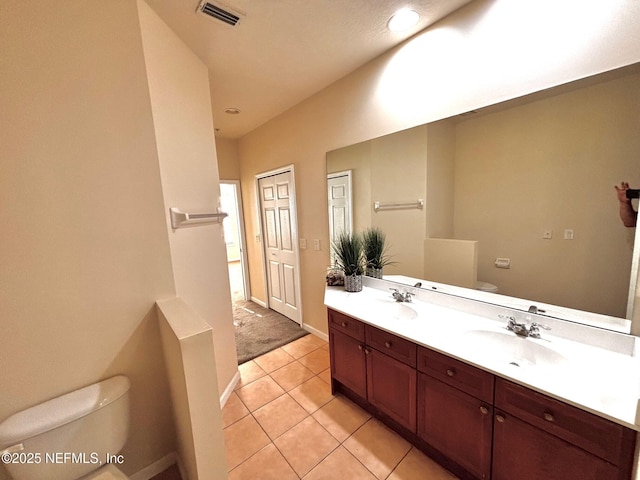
387;9;419;32
224;107;241;115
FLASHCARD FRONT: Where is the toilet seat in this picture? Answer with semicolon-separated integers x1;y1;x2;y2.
80;464;129;480
475;281;498;293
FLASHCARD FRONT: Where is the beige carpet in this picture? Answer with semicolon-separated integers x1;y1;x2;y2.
233;300;308;364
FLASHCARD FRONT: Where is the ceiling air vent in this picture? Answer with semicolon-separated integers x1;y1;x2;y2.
197;1;241;26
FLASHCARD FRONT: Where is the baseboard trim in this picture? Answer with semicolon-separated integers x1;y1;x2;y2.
130;452;177;480
250;296;267;308
220;369;240;408
303;323;328;342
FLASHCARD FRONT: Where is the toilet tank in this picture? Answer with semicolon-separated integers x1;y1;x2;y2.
0;376;130;480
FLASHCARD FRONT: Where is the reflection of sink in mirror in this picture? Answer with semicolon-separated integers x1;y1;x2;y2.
366;299;418;320
462;330;567;368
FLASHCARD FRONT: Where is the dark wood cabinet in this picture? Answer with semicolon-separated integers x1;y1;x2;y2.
367;347;416;431
327;308;637;480
492;408;620;480
329;327;367;398
417;348;494;479
493;378;636;480
328;310;416;432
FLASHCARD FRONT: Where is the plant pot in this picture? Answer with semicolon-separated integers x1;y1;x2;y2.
366;267;383;279
344;274;363;292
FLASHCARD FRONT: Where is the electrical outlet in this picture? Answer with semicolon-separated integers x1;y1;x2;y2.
299;238;307;249
564;229;574;240
313;239;321;251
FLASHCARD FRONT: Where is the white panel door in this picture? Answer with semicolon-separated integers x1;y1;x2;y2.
259;171;300;323
327;171;353;264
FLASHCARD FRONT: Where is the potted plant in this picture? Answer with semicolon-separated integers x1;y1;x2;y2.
362;227;394;279
332;231;365;292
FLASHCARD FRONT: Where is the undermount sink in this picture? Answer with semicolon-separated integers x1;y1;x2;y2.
366;299;418;320
462;329;567;369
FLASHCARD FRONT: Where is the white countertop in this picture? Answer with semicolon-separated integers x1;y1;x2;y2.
325;282;640;431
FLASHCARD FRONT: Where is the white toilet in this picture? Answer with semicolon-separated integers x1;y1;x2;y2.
0;376;130;480
475;280;499;293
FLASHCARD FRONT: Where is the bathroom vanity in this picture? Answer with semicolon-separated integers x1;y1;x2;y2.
325;279;640;480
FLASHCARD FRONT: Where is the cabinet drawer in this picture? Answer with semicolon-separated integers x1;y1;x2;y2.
365;325;416;367
495;378;635;466
328;309;364;341
417;347;494;403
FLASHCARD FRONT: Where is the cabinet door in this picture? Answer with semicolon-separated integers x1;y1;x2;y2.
366;347;416;432
329;328;366;398
492;409;619;480
417;373;493;479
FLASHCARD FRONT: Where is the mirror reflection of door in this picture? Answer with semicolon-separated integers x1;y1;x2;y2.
258;170;301;324
327;170;353;265
220;181;249;303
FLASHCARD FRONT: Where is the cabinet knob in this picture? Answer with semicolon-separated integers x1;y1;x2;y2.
357;344;363;351
496;414;505;423
479;406;489;415
385;341;392;349
364;347;371;355
446;369;455;377
543;412;555;423
341;321;347;327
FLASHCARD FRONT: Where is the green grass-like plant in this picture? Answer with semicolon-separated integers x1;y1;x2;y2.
332;231;365;276
362;227;394;270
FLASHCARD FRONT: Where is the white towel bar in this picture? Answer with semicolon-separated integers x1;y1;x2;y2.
373;199;424;212
170;207;228;229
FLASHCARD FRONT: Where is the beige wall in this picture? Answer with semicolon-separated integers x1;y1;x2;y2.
0;1;176;477
426;121;456;239
157;299;227;480
216;138;241;180
238;0;640;335
453;72;640;317
138;0;237;398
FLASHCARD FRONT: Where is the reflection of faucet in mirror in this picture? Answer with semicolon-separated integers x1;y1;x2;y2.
527;305;546;314
326;63;640;333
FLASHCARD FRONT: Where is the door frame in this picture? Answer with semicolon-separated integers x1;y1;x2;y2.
220;179;250;302
255;164;303;325
327;170;353;266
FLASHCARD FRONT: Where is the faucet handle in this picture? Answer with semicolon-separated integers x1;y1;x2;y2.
500;314;517;330
529;322;551;338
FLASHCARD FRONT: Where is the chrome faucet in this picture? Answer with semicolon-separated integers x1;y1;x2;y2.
504;315;550;338
390;288;413;303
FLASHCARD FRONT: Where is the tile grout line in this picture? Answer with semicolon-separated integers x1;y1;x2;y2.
225;345;368;479
226;340;335;477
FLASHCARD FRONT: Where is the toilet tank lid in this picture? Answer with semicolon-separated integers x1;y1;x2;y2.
0;376;130;447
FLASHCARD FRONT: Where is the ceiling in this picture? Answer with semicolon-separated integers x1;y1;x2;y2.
145;0;473;139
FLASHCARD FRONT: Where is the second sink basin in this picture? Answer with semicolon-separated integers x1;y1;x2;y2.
461;329;567;369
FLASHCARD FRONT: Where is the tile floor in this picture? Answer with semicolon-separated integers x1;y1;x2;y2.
223;334;458;480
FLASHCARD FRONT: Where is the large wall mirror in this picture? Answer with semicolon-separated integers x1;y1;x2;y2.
327;63;640;334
